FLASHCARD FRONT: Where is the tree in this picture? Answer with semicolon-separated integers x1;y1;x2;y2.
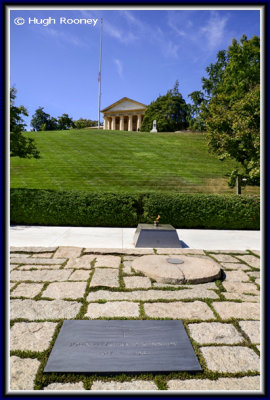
30;107;58;131
73;118;98;129
202;35;260;186
141;81;189;132
57;114;74;130
187;90;207;131
10;87;40;158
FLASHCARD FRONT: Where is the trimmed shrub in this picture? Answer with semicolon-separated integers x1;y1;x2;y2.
141;193;260;230
10;189;260;230
10;189;139;227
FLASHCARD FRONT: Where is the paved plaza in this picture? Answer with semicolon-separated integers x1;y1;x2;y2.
9;246;261;393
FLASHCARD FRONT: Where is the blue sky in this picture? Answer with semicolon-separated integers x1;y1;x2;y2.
10;7;261;129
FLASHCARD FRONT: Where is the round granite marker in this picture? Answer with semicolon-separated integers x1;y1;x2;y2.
132;255;221;284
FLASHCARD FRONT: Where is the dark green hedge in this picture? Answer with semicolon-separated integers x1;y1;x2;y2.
10;189;260;230
10;189;139;227
141;193;260;230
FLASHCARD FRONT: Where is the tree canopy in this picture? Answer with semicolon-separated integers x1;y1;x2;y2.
10;87;40;159
141;81;189;132
201;35;260;186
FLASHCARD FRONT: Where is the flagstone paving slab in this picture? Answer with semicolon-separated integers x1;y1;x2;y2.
10;356;40;390
208;250;249;254
224;270;250;282
91;380;158;390
210;254;239;263
84;248;154;255
220;263;249;271
156;249;205;255
223;293;260;302
94;255;121;269
10;246;57;253
65;256;95;269
239;321;260;343
10;253;31;258
17;265;62;270
10;257;66;265
212;302;260;320
200;346;260;373
10;264;19;271
10;322;57;351
10;270;72;282
11;283;44;298
33;253;54;258
188;322;244;344
223;282;259;295
90;268;119;288
10;299;81;320
87;288;219;302
54;246;83;259
167;376;260;390
68;270;91;281
42;282;87;299
86;301;139;318
44;382;85;391
124;276;152;289
237;255;260;268
144;301;214;320
246;271;260;278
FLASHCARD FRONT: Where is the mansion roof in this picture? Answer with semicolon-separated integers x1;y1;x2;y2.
101;97;147;114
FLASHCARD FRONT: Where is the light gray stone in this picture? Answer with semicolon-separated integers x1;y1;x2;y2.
54;246;82;259
123;266;133;274
188;322;243;344
123;260;133;268
156;249;205;255
86;301;139;318
239;321;260;343
152;282;217;289
44;382;85;390
10;356;40;390
42;282;87;299
132;255;221;284
84;248;154;255
250;250;260;256
144;301;214;320
10;264;18;270
90;268;119;288
224;270;250;282
220;263;248;271
257;345;260;352
33;253;53;258
124;276;151;289
208;250;249;254
237;255;260;268
10;269;72;282
91;380;157;390
256;278;260;285
212;302;260;319
68;270;91;281
10;257;66;265
11;283;44;298
211;254;239;263
200;346;260;373
223;282;259;295
223;293;260;302
65;255;95;269
123;256;136;261
10;246;57;253
167;376;260;391
87;288;218;302
246;271;260;278
10;283;17;290
10;322;57;351
10;253;31;258
10;299;81;320
17;265;62;270
94;255;121;269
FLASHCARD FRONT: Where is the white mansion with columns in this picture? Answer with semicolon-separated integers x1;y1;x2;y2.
101;97;147;131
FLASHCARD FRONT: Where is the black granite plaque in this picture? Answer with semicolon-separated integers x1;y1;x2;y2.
134;224;182;248
44;320;201;373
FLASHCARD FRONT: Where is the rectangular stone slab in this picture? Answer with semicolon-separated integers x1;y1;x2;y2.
134;224;182;248
44;320;201;373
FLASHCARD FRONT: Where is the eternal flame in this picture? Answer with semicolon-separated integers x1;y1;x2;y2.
101;97;147;131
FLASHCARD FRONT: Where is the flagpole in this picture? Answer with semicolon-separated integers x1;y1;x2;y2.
98;18;103;130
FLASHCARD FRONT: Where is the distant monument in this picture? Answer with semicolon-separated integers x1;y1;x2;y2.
150;120;158;133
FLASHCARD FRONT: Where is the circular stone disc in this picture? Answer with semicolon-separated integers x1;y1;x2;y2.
167;258;184;264
132;255;221;284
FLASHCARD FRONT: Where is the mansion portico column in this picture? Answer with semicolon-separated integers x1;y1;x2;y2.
103;117;107;130
128;115;132;131
111;116;116;130
120;116;124;131
137;114;142;131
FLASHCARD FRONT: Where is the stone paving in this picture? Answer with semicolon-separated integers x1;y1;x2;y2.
9;247;261;392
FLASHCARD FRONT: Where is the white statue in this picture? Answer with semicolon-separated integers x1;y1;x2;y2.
150;120;158;133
